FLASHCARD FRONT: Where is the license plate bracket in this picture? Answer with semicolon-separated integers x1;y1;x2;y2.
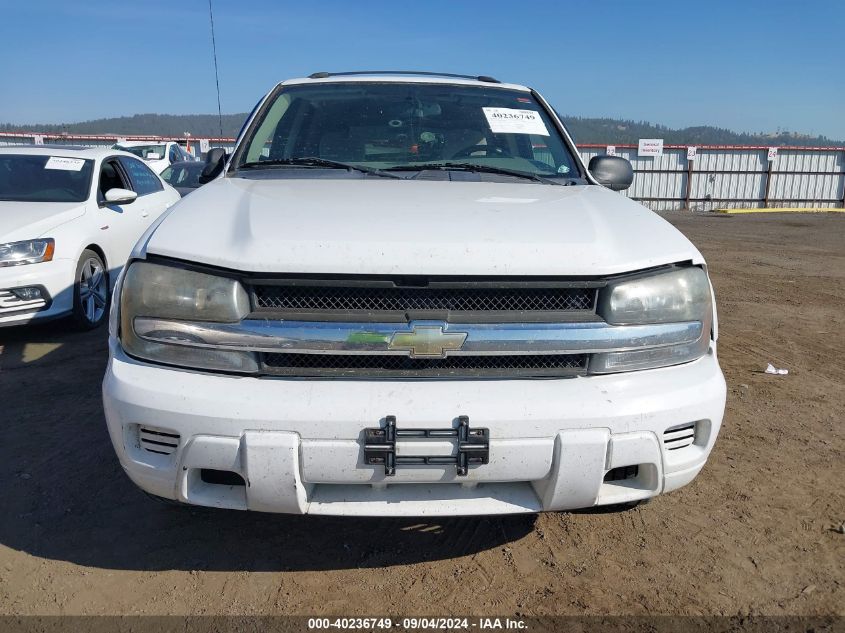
364;415;489;476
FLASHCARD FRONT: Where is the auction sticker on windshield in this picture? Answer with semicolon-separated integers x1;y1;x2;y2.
44;157;86;171
482;107;549;136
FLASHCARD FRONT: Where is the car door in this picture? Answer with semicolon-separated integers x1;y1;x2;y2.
96;157;143;274
117;155;178;232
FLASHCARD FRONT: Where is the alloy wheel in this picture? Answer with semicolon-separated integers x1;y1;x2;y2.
78;257;107;324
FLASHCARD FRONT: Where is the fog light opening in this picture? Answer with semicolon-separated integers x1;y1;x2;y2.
10;286;44;301
200;469;246;487
604;465;639;482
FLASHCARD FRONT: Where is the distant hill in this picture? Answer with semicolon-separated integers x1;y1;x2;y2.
1;113;841;146
0;114;247;138
561;117;843;147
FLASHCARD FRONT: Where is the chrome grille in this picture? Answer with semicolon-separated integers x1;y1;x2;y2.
253;284;596;314
262;352;588;378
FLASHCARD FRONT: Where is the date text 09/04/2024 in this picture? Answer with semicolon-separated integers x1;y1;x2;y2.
306;617;527;629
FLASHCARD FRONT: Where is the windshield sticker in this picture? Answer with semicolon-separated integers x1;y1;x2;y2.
44;157;86;171
482;107;549;136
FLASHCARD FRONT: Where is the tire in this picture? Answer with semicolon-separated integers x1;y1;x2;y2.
70;249;109;330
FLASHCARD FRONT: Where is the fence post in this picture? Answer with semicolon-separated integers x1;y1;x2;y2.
763;155;773;209
685;152;694;210
842;150;845;209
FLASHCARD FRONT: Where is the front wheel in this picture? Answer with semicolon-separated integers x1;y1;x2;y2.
71;250;109;330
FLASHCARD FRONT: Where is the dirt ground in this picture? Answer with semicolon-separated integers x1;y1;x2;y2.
0;211;842;617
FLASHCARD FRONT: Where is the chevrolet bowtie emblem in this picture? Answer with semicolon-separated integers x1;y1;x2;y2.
388;325;468;359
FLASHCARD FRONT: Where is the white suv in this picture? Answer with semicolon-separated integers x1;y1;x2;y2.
102;72;726;516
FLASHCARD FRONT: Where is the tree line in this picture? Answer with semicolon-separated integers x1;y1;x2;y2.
1;113;841;147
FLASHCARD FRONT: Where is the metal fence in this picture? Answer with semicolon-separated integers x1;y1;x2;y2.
2;132;843;211
579;144;845;211
0;132;237;157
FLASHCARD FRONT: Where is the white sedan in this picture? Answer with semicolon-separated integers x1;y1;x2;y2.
0;146;180;329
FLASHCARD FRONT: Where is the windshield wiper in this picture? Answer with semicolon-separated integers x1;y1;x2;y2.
384;162;570;186
238;157;402;179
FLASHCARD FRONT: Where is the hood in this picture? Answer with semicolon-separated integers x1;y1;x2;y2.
145;177;702;276
0;202;86;243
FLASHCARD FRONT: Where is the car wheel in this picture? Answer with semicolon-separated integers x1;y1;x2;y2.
71;250;109;330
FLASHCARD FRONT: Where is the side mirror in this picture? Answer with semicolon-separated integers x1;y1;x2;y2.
588;156;634;191
104;188;138;205
199;147;227;184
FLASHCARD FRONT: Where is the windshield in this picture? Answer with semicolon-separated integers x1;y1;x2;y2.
0;154;94;202
161;163;202;187
116;144;167;161
235;82;581;180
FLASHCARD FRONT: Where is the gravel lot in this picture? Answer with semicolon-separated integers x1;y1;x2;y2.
0;211;842;616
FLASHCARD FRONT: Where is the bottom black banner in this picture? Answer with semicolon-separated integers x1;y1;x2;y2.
0;616;842;633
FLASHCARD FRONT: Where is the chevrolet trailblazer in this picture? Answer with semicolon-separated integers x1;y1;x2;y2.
102;71;726;516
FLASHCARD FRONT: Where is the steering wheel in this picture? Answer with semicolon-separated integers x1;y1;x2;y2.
451;144;512;159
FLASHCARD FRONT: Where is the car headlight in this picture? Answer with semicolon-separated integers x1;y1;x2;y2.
0;239;55;267
119;260;257;373
592;267;713;373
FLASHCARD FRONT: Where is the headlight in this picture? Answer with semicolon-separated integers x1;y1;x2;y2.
592;267;713;373
119;260;257;373
0;239;55;267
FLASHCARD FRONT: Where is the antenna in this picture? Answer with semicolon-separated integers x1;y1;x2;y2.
208;0;223;138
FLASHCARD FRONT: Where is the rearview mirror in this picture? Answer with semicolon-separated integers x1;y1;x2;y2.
199;147;227;184
588;156;634;191
104;188;138;205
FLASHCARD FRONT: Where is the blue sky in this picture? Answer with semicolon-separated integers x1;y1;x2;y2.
1;0;843;139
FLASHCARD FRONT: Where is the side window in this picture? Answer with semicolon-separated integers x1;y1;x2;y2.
169;144;180;163
529;135;555;169
118;156;164;196
98;159;130;200
246;93;292;163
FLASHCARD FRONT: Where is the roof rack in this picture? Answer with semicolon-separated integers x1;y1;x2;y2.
307;70;501;84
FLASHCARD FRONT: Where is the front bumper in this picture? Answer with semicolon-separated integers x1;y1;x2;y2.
0;258;75;327
102;340;726;516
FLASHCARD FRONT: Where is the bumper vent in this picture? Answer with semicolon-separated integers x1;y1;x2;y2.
262;352;588;378
663;423;696;451
253;283;596;314
139;426;180;456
